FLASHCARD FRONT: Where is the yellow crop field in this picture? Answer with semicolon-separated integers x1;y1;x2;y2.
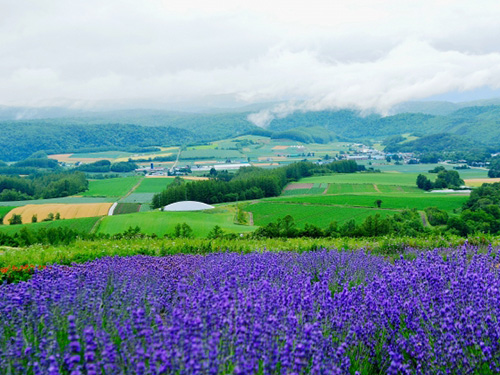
3;203;112;224
464;178;500;187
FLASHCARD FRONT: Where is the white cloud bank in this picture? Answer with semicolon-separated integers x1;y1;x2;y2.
2;0;500;124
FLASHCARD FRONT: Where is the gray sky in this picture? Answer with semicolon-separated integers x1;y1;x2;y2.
2;0;500;124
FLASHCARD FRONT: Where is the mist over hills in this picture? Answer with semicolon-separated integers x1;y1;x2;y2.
1;99;500;161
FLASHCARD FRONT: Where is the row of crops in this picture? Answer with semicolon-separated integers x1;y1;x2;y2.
1;243;499;373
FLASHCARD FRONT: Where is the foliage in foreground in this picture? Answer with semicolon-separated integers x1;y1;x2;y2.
1;234;499;270
1;245;499;374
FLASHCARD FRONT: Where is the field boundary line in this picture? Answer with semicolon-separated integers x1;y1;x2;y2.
120;177;144;200
373;184;381;193
90;217;104;234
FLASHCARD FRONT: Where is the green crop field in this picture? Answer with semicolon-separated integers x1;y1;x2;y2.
180;149;243;159
282;183;327;196
245;202;398;228
326;183;378;194
135;178;173;193
97;208;256;237
299;172;435;186
0;207;16;221
113;203;140;215
0;216;100;235
119;193;156;204
81;176;142;197
271;193;468;212
69;151;131;159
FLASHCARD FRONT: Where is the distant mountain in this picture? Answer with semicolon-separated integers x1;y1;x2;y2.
2;102;500;161
266;105;500;147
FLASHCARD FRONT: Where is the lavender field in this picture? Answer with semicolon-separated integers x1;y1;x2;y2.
1;245;499;374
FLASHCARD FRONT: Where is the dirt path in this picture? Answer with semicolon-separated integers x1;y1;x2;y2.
322;183;329;195
121;177;144;200
170;148;182;172
248;212;254;226
90;217;104;234
373;184;381;193
420;211;428;227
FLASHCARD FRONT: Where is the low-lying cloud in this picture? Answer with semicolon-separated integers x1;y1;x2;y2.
2;0;500;124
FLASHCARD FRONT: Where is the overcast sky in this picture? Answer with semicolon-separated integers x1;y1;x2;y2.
2;0;500;124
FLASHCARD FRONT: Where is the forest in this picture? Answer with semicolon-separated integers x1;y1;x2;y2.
0;172;88;201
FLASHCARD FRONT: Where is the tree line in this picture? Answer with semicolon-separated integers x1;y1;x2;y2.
152;160;362;208
0;172;88;201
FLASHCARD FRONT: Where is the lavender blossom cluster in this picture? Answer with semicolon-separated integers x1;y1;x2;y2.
1;245;499;374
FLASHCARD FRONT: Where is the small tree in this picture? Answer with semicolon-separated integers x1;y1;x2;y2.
9;214;22;225
375;199;383;208
207;225;224;239
55;212;61;220
31;214;38;223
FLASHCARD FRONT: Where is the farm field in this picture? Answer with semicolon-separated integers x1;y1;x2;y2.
134;177;174;193
245;201;398;227
0;197;115;207
0;216;100;235
180;148;243;160
281;183;328;196
368;162;489;178
97;208;257;237
81;176;142;197
299;172;435;186
119;192;155;204
3;203;112;224
271;193;468;212
0;206;16;220
2;247;496;373
113;203;140;215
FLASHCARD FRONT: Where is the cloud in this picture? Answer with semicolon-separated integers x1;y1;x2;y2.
1;0;500;119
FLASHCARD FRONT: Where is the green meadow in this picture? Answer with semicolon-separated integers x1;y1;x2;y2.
0;217;100;235
134;178;174;193
299;172;435;186
271;193;468;212
97;208;257;237
245;202;398;228
81;176;142;197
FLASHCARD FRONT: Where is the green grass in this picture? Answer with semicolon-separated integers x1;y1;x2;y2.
180;149;242;159
282;183;327;196
97;207;257;237
119;193;156;204
326;184;378;194
69;151;130;159
113;203;140;215
271;194;468;212
299;172;435;186
0;207;15;220
81;177;142;197
0;217;100;235
135;178;173;193
246;202;398;228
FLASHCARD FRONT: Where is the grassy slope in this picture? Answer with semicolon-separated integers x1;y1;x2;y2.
271;194;467;212
81;177;142;197
299;173;434;186
0;217;100;235
135;178;173;193
97;207;257;237
246;202;398;227
0;206;16;219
